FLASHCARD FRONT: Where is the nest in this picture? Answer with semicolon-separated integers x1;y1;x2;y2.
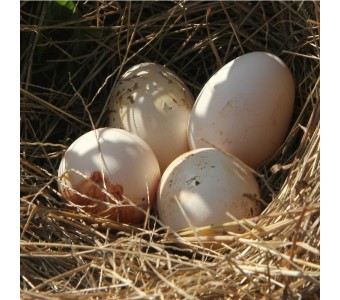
20;1;320;299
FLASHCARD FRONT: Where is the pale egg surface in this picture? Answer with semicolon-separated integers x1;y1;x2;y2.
157;148;262;232
58;128;161;224
109;63;195;172
188;52;295;169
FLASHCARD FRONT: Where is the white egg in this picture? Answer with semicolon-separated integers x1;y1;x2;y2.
58;128;161;224
188;52;295;169
109;63;195;172
157;148;262;233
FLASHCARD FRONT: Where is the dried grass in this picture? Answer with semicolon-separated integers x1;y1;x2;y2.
20;1;320;299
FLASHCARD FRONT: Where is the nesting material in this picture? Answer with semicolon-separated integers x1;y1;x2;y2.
20;1;320;299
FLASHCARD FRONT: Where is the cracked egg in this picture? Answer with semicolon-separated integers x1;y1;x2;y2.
58;128;161;224
108;63;195;172
157;148;262;233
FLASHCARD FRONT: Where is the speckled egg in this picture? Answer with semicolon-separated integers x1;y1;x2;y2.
157;148;262;232
109;63;195;172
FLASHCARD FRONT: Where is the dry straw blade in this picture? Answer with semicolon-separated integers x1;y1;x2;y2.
21;1;319;299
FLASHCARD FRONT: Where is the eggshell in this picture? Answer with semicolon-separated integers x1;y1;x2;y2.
109;63;195;172
157;148;262;233
58;128;161;224
188;52;295;169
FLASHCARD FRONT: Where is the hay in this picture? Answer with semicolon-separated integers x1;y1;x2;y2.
20;1;320;299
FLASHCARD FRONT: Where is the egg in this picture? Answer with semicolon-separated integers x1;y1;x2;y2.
108;62;195;172
157;148;262;233
58;128;161;224
188;52;295;169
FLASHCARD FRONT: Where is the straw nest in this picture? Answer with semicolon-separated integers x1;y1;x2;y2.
20;1;320;299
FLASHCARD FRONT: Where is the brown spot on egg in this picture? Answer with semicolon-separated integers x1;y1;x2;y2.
127;95;135;104
127;82;139;92
114;90;121;97
60;171;150;224
222;137;233;145
162;101;173;112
